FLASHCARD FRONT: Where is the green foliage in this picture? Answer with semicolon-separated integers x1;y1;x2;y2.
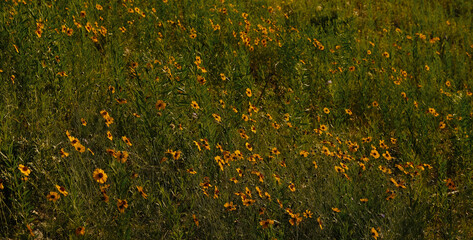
1;0;473;239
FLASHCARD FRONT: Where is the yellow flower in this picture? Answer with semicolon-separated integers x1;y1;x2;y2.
317;217;323;229
18;164;31;176
56;185;68;196
191;101;200;109
47;192;60;202
81;118;87;126
93;168;108;184
122;136;132;146
117;199;128;213
299;150;309;157
96;4;103;10
212;113;222;123
382;51;390;58
370;149;380;159
107;131;113;141
136;186;148;199
345;109;353;115
371;227;379;239
245;142;253;151
303;210;313;218
323;107;330;114
115;151;129;163
167;150;180;160
60;148;69;158
224;202;236;211
288;182;296;192
246;88;252;97
332;207;341;213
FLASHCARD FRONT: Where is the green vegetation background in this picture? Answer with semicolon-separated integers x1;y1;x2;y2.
1;0;473;239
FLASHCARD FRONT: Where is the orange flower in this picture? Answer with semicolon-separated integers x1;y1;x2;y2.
136;186;148;199
117;199;128;213
155;100;166;110
47;192;60;202
259;219;274;229
75;226;85;236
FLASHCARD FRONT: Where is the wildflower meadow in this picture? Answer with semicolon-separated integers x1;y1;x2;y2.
1;0;473;239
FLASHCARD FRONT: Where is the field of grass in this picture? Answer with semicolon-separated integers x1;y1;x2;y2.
1;0;473;239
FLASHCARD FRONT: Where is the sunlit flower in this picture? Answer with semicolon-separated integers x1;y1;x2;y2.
323;108;330;114
300;150;309;157
172;150;181;160
371;227;379;239
245;142;253;151
18;164;31;176
370;149;380;159
191;101;200;109
271;147;280;155
224;202;236;211
246;88;252;97
107;131;113;141
60;148;69;158
81;118;87;126
93;168;108;184
288;182;296;192
122;136;132;146
212;113;222;123
56;185;68;196
303;210;313;218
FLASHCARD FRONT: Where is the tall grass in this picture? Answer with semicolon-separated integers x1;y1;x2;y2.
1;0;473;239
